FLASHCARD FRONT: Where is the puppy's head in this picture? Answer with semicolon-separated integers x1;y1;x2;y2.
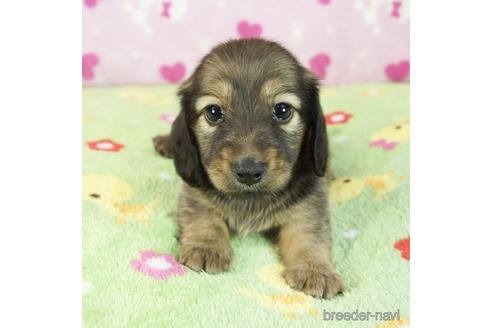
171;39;328;193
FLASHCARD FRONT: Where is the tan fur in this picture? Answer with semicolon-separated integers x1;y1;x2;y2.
194;116;217;140
271;92;303;136
261;79;295;100
195;95;223;112
280;109;303;136
276;186;344;298
176;186;233;273
263;147;292;191
274;93;301;109
206;147;235;191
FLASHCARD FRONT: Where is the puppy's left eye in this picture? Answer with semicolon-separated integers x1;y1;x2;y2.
204;104;224;124
272;103;293;123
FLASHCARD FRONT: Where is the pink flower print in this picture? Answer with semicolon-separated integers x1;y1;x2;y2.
325;111;352;125
369;139;399;150
131;251;186;280
159;113;176;123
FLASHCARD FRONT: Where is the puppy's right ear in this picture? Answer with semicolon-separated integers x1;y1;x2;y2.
302;69;328;177
170;79;209;188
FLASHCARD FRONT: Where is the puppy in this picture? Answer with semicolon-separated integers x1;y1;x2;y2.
153;39;343;299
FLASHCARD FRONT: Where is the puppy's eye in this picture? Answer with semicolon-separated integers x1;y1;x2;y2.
272;103;293;122
204;104;224;124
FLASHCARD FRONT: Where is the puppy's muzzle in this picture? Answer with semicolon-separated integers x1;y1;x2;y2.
233;157;266;186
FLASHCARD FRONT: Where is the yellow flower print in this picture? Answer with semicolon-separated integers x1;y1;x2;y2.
83;175;154;224
330;172;405;204
238;263;319;320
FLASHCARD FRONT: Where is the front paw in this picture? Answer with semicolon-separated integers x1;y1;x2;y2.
284;265;344;299
179;243;233;274
152;135;173;158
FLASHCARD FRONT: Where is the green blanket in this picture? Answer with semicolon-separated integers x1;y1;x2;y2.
83;84;410;328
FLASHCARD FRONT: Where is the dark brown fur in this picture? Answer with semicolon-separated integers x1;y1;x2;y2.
153;39;343;299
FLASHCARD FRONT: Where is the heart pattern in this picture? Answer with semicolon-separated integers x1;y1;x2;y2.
83;2;408;86
309;53;331;79
84;0;99;8
385;60;410;82
159;63;186;83
237;20;263;38
82;53;99;80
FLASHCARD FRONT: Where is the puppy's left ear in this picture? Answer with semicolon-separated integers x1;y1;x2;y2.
303;70;328;177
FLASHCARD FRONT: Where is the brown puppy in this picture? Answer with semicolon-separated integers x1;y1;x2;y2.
153;39;343;299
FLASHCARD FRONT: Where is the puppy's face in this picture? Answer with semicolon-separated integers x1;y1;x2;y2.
171;39;328;193
194;77;303;193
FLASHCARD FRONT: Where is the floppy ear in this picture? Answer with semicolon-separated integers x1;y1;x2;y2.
303;71;328;177
170;81;209;188
312;107;328;176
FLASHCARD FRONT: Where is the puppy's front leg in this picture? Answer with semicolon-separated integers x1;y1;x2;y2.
278;220;344;299
152;134;173;158
177;208;233;274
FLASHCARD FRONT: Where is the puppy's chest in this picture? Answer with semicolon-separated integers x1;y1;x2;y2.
219;198;284;235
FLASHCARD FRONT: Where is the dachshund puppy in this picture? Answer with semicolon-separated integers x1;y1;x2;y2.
153;39;343;299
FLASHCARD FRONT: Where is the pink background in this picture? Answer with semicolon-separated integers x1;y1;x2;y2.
83;0;409;85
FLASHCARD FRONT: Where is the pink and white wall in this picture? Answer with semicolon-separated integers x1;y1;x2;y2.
83;0;409;86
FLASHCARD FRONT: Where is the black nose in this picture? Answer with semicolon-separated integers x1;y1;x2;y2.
233;158;267;186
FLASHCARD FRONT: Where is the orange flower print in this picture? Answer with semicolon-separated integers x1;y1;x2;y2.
325;111;352;125
394;237;410;260
87;139;125;152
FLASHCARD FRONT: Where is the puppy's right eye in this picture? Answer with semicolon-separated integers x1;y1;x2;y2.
204;104;224;124
273;102;293;123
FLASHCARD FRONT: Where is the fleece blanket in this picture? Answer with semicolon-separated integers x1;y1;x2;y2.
83;84;410;328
